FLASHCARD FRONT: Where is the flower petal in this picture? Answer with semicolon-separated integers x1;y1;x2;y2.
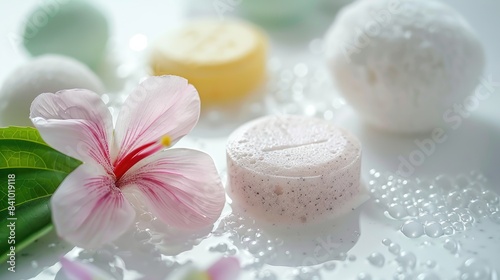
207;257;240;280
114;76;200;162
120;148;225;230
60;257;115;280
52;162;135;249
182;271;210;280
30;89;113;172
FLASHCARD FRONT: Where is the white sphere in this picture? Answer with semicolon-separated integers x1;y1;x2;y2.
325;0;484;133
0;55;104;127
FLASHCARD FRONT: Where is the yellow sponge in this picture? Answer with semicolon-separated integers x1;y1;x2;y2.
150;19;267;106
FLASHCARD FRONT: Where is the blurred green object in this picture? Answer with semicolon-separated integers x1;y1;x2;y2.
320;0;353;14
239;0;318;25
22;0;109;69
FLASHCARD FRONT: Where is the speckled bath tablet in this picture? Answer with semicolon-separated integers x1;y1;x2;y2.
226;115;365;224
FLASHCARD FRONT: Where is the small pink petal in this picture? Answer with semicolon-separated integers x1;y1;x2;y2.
60;257;114;280
52;163;135;249
114;76;200;163
30;89;113;172
206;257;240;280
120;148;225;230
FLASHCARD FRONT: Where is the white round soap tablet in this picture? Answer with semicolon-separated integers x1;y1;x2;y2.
226;115;364;224
325;0;484;133
0;55;104;127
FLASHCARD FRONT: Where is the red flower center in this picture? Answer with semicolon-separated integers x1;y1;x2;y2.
113;135;171;181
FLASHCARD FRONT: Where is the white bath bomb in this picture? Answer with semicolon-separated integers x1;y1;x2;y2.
226;115;367;225
0;55;104;127
325;0;484;133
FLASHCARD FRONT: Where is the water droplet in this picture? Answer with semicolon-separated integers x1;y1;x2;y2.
323;261;336;271
463;221;473;229
424;222;443;238
488;204;499;214
453;222;465;232
418;213;435;225
367;252;385;267
425;260;437;269
406;205;419;217
462;188;479;201
434;175;455;193
78;250;94;260
367;172;494;241
388;203;408;219
257;270;277;280
415;189;429;201
227;248;237;255
396;251;416;269
401;220;424;238
433;212;447;223
249;240;264;254
357;273;372;280
490;211;500;224
416;272;441;280
468;200;489;219
209;243;229;253
443;239;458;254
459;258;491;280
273;237;284;247
388;243;401;255
294;63;309;78
482;190;499;205
294;267;321;280
447;192;464;208
31;261;38;269
382;238;392;246
421;202;437;214
441;222;454;235
447;212;460;223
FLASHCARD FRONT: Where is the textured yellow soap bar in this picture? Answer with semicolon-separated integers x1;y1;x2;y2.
150;20;267;106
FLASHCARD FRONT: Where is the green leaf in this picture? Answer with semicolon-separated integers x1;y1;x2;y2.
0;126;81;263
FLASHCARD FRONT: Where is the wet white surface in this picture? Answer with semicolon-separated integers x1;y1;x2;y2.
0;1;499;279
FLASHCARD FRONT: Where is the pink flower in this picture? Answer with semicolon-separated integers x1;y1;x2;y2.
205;257;241;280
59;256;240;280
181;257;241;280
30;76;225;248
60;257;113;280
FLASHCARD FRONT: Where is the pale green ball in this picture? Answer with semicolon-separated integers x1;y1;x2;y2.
22;0;109;69
239;0;317;25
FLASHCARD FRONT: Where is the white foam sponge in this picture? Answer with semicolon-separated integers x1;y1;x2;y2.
226;115;366;224
325;0;484;133
0;55;104;127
